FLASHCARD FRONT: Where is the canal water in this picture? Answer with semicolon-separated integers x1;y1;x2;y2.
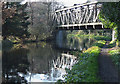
2;32;95;83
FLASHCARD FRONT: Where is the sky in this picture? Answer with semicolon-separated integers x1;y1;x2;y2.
57;0;88;6
21;0;89;6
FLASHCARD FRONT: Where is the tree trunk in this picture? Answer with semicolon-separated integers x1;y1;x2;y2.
112;29;116;41
35;35;38;41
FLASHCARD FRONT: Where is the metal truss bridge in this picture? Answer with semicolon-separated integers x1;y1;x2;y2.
52;1;108;30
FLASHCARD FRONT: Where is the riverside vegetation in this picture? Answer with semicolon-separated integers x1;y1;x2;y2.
57;33;120;83
64;46;101;82
108;49;120;71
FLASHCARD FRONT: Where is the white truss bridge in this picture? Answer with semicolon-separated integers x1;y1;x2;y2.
52;1;109;30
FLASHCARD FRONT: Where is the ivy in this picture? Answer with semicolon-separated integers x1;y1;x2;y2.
99;2;120;42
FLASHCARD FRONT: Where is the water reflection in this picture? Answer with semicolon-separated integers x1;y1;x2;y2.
2;36;94;83
24;52;77;82
2;48;29;83
25;43;77;82
56;35;94;51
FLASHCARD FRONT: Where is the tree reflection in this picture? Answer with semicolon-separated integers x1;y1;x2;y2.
27;42;59;74
67;36;94;50
2;48;30;83
25;43;77;82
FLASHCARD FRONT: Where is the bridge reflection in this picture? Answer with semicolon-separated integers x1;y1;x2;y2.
50;53;78;81
25;52;78;82
52;53;77;70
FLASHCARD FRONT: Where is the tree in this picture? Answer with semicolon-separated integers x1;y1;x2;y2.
27;1;61;41
27;2;50;41
2;2;30;40
99;2;120;46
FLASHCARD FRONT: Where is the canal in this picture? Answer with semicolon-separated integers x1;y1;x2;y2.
2;31;95;83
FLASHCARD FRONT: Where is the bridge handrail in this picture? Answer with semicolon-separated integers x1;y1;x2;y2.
55;1;98;13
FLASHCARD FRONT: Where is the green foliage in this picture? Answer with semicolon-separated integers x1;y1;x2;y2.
99;2;120;41
94;35;111;41
8;36;21;43
99;13;117;29
64;46;101;83
67;32;111;48
99;2;120;25
92;40;106;48
99;2;120;28
108;49;120;70
76;33;95;39
108;40;116;48
68;33;111;41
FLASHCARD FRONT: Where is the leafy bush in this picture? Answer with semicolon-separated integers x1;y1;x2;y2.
8;36;21;43
64;46;101;83
92;40;106;48
108;49;120;70
94;35;111;41
108;40;116;48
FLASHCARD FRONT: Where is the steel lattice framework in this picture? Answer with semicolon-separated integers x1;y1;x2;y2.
52;1;105;30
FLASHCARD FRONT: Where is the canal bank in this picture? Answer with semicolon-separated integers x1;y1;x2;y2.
62;46;101;83
58;34;120;83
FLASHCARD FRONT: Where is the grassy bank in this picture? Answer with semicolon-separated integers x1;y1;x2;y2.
108;49;120;71
57;34;108;83
60;46;101;83
57;33;119;83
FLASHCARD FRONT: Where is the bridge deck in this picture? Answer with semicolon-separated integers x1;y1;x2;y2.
57;22;109;30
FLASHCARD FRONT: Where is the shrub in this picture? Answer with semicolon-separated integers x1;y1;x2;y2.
94;35;111;41
92;40;106;48
108;49;120;70
108;40;116;48
64;46;101;83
